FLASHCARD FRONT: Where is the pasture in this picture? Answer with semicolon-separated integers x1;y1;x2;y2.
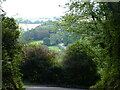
29;40;61;52
30;40;43;45
48;46;61;52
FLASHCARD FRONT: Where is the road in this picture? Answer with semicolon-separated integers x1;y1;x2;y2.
58;43;67;49
25;86;86;90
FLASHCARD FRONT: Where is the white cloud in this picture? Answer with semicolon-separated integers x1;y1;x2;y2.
2;0;69;18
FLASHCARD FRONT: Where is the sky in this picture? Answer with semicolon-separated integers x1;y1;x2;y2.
2;0;69;19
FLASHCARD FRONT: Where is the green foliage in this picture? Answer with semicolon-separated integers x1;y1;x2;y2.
21;20;80;46
61;1;120;89
21;20;57;41
23;29;50;41
62;41;100;87
21;45;62;84
49;33;62;45
43;37;50;46
2;16;23;89
49;30;80;46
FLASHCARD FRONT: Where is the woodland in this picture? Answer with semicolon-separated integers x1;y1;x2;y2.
1;1;120;90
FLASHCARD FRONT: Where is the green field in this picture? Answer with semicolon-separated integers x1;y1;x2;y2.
30;40;43;45
48;46;61;52
29;40;61;52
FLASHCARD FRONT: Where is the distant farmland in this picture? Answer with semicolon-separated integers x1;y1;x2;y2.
18;23;41;31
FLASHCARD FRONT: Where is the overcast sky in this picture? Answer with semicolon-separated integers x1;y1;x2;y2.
2;0;69;19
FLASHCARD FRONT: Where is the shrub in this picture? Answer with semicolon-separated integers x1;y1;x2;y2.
62;41;100;87
21;45;59;84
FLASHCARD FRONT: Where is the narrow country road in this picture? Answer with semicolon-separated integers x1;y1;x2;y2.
25;86;86;90
58;43;67;49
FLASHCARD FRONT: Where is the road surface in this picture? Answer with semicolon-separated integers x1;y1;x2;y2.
58;43;67;49
25;86;86;90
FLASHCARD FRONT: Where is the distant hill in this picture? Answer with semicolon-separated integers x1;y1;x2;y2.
17;17;60;24
17;20;44;24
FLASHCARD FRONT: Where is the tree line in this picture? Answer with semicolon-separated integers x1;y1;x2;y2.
20;20;80;46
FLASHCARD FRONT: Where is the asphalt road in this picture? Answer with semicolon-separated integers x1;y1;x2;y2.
25;86;86;90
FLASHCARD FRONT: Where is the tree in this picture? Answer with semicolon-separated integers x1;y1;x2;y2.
2;16;23;89
21;20;57;41
61;1;120;89
50;32;62;45
43;37;50;46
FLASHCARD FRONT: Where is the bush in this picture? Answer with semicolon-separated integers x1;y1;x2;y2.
21;45;60;84
62;41;100;87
